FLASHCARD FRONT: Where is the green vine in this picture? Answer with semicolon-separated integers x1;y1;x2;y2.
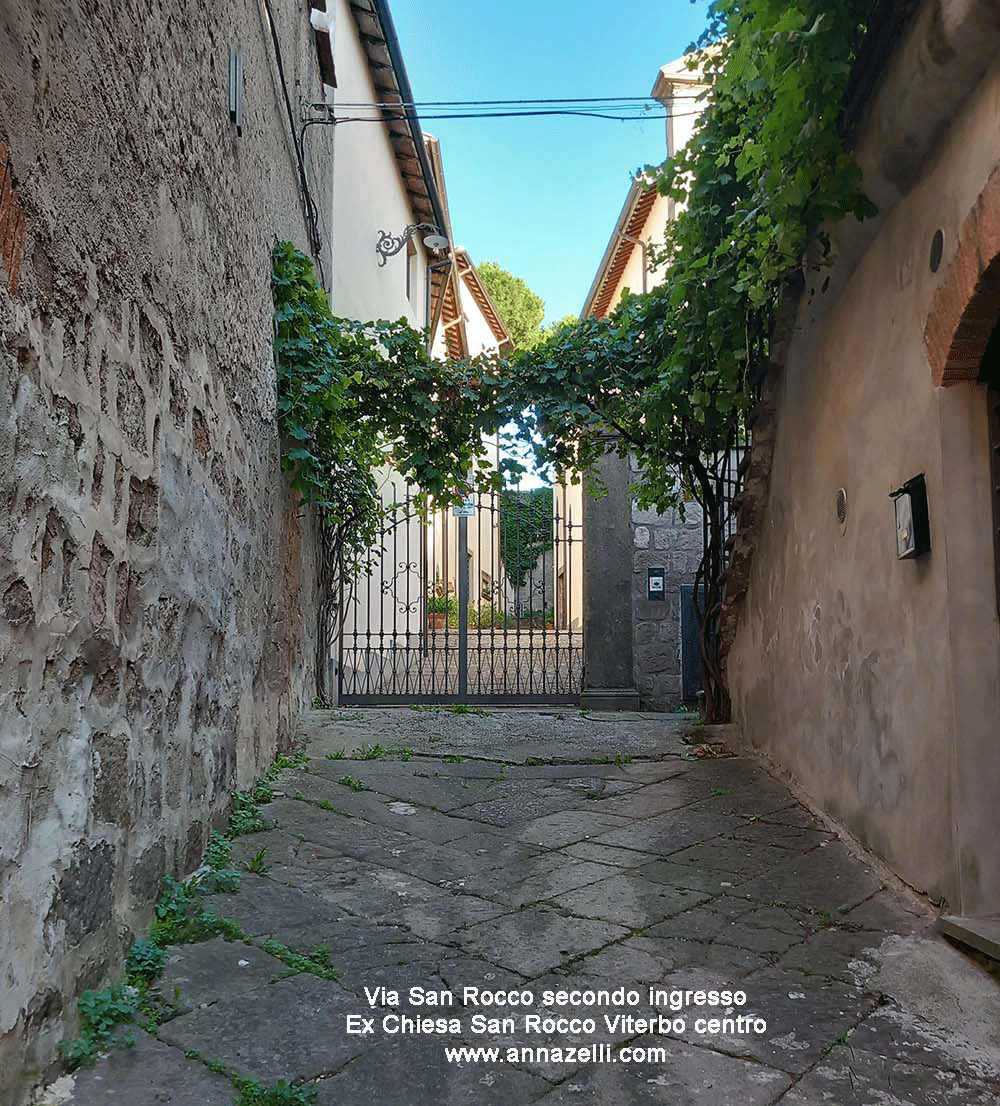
271;243;514;695
499;0;875;719
500;487;553;589
271;0;876;719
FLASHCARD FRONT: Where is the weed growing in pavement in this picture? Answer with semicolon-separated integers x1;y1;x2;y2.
259;940;338;981
398;747;414;761
356;743;385;760
317;798;338;812
58;985;141;1069
125;939;166;986
409;703;489;716
245;847;271;875
710;787;731;797
203;832;233;870
233;1076;318;1106
442;754;466;764
823;1030;851;1056
150;876;244;946
228;791;270;837
337;774;366;792
523;756;549;766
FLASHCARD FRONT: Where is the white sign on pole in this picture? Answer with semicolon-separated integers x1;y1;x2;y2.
451;494;476;518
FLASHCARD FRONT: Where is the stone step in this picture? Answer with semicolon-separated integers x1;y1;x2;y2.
938;914;1000;962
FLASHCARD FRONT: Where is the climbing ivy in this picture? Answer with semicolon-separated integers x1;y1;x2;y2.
272;2;876;717
510;0;873;497
500;487;553;589
499;0;875;719
271;243;514;695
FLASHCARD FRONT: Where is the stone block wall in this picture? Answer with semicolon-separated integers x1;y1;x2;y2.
630;465;704;709
0;2;333;1098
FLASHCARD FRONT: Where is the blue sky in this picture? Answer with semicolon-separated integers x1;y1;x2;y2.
389;0;710;325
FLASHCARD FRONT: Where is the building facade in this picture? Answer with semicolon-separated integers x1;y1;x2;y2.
725;0;1000;919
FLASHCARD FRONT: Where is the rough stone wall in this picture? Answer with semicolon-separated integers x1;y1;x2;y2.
0;2;332;1099
630;459;704;710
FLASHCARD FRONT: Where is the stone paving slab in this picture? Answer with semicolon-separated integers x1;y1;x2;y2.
531;1037;792;1105
546;874;711;929
156;938;286;1014
700;969;873;1075
459;906;630;977
312;1038;551;1106
57;1031;235;1105
158;975;373;1082
777;1045;1000;1105
38;707;1000;1106
737;842;884;913
201;873;350;938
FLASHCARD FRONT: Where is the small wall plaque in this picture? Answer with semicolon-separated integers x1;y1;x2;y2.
890;473;931;559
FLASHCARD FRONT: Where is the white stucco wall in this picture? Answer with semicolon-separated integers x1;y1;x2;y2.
328;0;430;328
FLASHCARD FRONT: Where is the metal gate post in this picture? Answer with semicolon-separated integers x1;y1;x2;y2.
457;512;469;697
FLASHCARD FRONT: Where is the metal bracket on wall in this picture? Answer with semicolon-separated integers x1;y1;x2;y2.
229;48;244;136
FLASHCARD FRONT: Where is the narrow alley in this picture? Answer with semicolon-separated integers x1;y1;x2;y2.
48;708;1000;1106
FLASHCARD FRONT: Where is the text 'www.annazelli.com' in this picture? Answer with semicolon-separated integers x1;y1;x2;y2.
444;1043;677;1066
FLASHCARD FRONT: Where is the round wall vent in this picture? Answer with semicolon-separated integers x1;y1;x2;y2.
836;488;848;525
930;229;944;273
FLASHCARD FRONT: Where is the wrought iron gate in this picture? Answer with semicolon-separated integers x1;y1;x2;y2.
338;478;584;704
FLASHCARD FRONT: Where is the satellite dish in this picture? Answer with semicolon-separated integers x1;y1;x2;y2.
422;233;450;252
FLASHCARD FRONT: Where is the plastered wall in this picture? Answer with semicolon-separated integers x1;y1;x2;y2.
0;1;333;1097
727;11;1000;914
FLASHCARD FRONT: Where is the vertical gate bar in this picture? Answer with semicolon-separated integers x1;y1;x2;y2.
553;488;561;693
492;484;500;697
337;545;346;701
569;496;579;695
364;507;374;696
421;494;429;661
447;503;455;696
458;511;469;698
428;500;437;695
525;484;534;697
390;488;400;696
499;482;510;696
403;488;412;697
475;484;482;695
432;499;441;696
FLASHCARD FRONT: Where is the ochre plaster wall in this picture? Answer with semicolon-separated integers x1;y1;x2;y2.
728;25;1000;914
0;2;332;1097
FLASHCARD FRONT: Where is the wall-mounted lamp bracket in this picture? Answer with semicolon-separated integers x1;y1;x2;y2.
376;223;447;267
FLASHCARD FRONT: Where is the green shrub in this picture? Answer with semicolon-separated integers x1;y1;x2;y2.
125;940;165;986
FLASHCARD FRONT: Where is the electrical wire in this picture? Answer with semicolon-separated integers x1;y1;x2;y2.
261;0;325;281
322;94;705;108
309;107;708;125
